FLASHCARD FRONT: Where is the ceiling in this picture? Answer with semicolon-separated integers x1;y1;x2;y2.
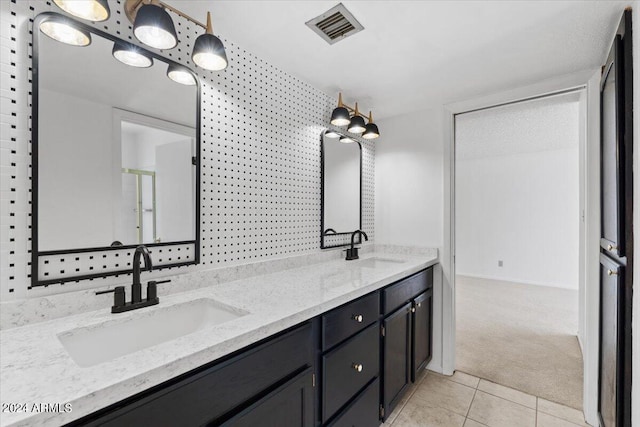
173;1;630;119
456;91;580;160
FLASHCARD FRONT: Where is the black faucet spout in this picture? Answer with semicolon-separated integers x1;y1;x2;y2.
132;245;153;286
346;230;368;261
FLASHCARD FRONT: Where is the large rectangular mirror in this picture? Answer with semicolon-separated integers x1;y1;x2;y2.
321;130;362;248
33;13;200;285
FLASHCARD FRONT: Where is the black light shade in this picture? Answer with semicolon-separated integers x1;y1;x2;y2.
133;3;178;50
347;115;366;134
53;0;110;22
362;122;380;139
167;64;197;86
39;16;91;46
192;33;228;71
330;107;350;126
192;12;228;71
112;41;153;68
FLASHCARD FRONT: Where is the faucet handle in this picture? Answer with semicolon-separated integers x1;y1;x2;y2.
146;279;170;302
96;286;126;309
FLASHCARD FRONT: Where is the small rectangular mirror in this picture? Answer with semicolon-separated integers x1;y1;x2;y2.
321;130;362;248
33;13;200;285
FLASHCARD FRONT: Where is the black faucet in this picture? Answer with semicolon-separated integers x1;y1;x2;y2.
345;230;368;260
96;245;170;313
132;245;153;304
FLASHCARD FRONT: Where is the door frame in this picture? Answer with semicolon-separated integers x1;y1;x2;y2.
441;69;601;425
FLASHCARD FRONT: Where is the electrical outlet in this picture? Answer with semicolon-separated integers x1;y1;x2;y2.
498;260;503;267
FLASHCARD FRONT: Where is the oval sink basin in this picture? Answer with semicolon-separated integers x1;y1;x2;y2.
58;299;248;367
355;257;406;269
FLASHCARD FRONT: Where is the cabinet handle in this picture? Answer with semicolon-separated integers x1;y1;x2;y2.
411;307;416;313
352;363;363;373
607;269;618;276
607;244;618;251
352;314;363;323
417;302;422;308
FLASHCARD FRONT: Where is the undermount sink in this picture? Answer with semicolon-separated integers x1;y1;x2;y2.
356;257;406;268
58;299;248;367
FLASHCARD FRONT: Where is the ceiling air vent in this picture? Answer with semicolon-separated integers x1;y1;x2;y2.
305;3;364;45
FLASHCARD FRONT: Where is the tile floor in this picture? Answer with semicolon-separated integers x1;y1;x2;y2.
383;370;590;427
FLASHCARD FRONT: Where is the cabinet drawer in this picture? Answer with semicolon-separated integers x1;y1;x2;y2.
322;292;380;350
74;323;313;427
327;377;380;427
221;367;314;427
383;268;433;315
323;323;380;422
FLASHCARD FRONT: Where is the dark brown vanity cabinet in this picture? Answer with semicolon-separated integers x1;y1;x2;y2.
67;267;435;427
412;289;433;381
381;268;434;420
321;294;380;424
68;323;315;427
382;301;413;418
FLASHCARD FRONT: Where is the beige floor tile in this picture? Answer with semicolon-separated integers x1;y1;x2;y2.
392;398;465;427
537;399;587;426
385;383;419;425
467;390;536;427
451;371;481;388
537;412;584;427
477;379;537;409
412;372;476;416
464;419;487;427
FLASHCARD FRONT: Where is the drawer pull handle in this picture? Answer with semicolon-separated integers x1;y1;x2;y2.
352;314;363;323
352;363;363;372
607;269;618;276
607;244;618;251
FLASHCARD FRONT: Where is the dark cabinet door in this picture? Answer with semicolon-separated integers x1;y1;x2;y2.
599;255;625;427
411;289;432;382
600;33;625;257
382;302;412;420
221;368;314;427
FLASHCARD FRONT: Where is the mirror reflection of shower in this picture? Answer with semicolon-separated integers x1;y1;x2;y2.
119;117;195;245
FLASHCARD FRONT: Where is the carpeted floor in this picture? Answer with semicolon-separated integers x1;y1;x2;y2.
455;275;583;410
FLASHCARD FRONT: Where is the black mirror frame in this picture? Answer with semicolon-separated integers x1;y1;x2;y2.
320;129;363;249
31;12;201;286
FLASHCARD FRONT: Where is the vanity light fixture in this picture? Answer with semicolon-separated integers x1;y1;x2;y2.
112;40;153;68
125;0;228;71
167;64;197;86
39;15;91;46
330;93;351;126
133;1;178;50
347;103;366;134
362;112;380;139
192;12;228;71
330;93;380;139
339;136;355;144
53;0;110;22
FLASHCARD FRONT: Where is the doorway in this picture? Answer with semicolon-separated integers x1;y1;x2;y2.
454;92;583;409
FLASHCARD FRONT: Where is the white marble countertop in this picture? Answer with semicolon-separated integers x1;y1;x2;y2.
0;251;437;426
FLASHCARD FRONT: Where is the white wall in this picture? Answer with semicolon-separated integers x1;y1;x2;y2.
455;98;580;289
39;89;114;251
375;108;444;248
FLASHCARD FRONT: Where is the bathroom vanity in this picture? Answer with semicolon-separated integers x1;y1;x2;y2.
0;252;437;427
67;267;432;427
